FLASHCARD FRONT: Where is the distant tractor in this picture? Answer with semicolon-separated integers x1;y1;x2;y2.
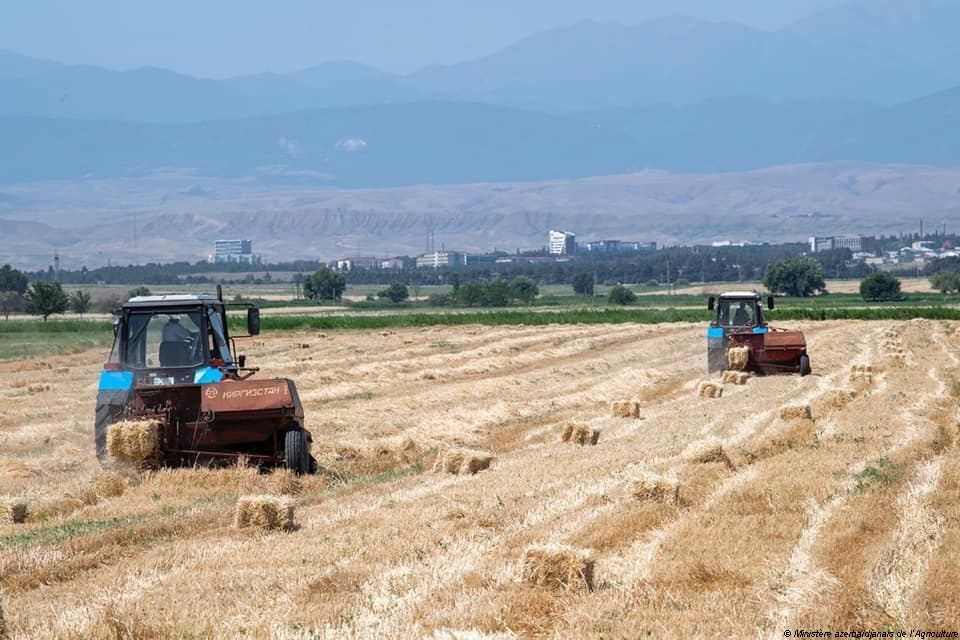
707;291;810;376
94;290;316;473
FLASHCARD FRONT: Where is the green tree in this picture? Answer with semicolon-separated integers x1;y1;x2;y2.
608;284;637;305
24;282;69;321
509;276;539;305
128;286;152;298
303;267;346;301
69;289;92;316
859;272;902;302
0;264;28;294
931;271;960;294
378;282;409;303
763;257;826;297
0;292;23;320
454;282;485;306
571;272;595;296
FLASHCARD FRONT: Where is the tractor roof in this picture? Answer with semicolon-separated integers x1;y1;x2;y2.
719;291;761;299
124;294;221;309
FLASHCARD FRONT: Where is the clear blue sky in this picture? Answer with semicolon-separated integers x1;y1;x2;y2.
1;0;845;76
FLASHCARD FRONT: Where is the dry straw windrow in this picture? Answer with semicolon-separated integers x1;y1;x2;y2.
611;401;640;418
0;497;28;524
726;346;751;371
107;420;162;462
698;382;723;399
433;448;495;475
234;495;295;531
520;544;595;592
561;423;600;446
779;405;813;421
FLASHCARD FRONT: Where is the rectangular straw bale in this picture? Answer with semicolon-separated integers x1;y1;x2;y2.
520;544;595;592
721;371;750;385
433;448;494;475
561;423;599;446
685;441;736;470
107;420;162;462
234;495;295;531
779;405;812;421
698;382;723;399
726;346;750;371
611;401;640;418
0;497;28;524
821;389;857;411
632;473;680;505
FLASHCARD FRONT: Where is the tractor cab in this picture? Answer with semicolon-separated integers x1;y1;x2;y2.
103;294;260;387
708;291;773;331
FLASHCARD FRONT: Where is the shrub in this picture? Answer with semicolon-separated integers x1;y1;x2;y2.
931;271;960;294
572;272;595;296
608;285;637;305
378;283;409;304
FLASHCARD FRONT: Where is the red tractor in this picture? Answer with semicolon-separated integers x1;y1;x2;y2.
707;291;810;376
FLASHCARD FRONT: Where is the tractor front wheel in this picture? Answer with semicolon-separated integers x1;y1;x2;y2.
284;429;310;475
799;354;811;376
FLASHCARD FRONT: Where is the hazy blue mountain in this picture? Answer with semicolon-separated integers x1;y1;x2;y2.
809;85;960;165
0;49;63;79
0;102;643;186
577;97;873;171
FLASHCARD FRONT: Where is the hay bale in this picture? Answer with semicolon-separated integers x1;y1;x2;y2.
632;473;680;505
698;382;723;399
779;405;812;421
611;401;640;418
721;371;750;386
686;441;735;470
92;470;127;499
234;495;295;531
520;544;595;591
726;346;751;371
107;420;162;462
433;448;494;475
0;497;27;524
561;423;599;446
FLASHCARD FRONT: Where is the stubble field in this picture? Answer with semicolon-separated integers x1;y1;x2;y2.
1;319;959;638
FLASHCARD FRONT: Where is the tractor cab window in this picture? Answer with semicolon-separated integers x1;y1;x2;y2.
718;300;756;327
206;308;233;364
124;311;204;369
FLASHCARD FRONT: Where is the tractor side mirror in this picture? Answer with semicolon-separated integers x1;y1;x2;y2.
707;296;716;311
111;316;120;337
767;296;775;310
247;308;261;336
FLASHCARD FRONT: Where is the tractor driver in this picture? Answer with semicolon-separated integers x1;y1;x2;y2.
733;301;754;326
162;315;192;343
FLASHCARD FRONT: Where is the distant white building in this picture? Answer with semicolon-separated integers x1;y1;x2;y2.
416;252;463;269
809;235;865;253
211;239;261;264
549;230;576;256
334;256;379;271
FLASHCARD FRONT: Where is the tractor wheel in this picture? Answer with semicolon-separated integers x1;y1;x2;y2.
284;429;310;475
799;354;811;376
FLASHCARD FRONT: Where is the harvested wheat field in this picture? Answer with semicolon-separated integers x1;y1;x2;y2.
2;320;960;637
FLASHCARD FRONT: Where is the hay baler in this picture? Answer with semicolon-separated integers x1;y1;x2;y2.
94;291;317;473
707;291;810;376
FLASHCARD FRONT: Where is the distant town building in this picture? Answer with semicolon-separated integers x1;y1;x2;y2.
711;240;759;248
211;239;261;264
416;251;464;269
549;230;576;256
580;240;655;253
334;256;379;271
808;235;867;253
380;257;405;270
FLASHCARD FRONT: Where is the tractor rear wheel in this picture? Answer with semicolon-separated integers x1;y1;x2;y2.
799;354;811;376
284;429;309;475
